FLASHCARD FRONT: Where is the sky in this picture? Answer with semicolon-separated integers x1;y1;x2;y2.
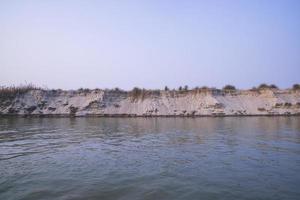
0;0;299;90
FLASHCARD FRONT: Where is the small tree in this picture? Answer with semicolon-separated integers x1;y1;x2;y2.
269;84;278;89
178;86;182;91
184;85;188;91
223;85;236;91
293;84;300;90
258;83;269;89
164;86;169;91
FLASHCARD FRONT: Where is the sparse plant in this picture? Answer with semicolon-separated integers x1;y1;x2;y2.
115;87;120;91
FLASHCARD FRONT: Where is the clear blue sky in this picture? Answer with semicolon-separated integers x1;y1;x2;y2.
0;0;299;89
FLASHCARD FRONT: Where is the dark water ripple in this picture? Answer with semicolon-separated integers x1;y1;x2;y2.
0;117;300;200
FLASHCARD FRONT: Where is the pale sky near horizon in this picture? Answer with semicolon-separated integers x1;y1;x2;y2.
0;0;299;90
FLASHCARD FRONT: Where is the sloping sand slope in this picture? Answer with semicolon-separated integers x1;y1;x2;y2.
1;89;300;116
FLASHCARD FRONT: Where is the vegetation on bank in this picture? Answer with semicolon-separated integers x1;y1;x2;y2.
222;85;236;91
129;87;161;100
258;84;278;89
293;84;300;90
0;84;42;100
1;83;300;100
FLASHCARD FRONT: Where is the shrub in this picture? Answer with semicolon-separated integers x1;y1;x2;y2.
200;86;209;90
131;87;142;97
222;85;236;91
77;88;91;93
258;84;278;89
258;83;269;89
83;88;91;93
257;107;266;112
150;89;160;96
250;87;258;91
284;102;292;107
192;87;200;93
275;103;283;108
269;84;278;89
184;85;188;91
293;84;300;90
178;86;183;91
164;86;169;91
69;106;78;115
198;86;210;93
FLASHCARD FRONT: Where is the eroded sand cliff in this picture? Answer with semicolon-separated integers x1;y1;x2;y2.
1;89;300;116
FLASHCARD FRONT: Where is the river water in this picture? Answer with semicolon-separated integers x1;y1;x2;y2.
0;117;300;200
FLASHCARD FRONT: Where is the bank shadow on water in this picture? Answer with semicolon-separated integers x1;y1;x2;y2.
1;116;300;136
1;115;300;128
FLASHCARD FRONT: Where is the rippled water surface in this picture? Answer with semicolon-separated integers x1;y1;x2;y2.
1;117;300;200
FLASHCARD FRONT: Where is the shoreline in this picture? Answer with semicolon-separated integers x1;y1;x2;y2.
1;113;300;118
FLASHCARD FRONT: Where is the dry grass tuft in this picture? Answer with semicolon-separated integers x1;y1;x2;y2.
129;87;161;101
0;84;41;100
